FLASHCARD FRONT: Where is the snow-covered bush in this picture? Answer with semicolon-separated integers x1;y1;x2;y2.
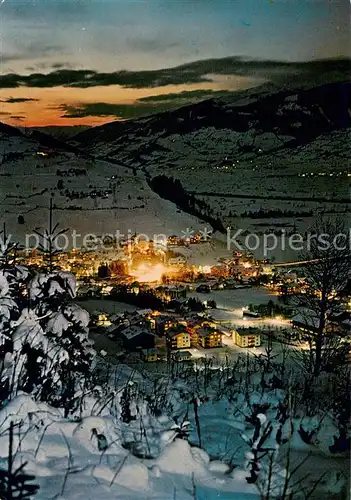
0;267;95;416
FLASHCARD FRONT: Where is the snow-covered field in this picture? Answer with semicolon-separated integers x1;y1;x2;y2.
142;129;350;261
0;131;207;250
189;287;289;330
80;299;138;316
190;287;276;312
1;390;347;500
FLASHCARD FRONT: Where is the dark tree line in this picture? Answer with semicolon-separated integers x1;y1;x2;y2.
110;286;165;310
148;175;226;233
56;168;87;176
242;208;313;218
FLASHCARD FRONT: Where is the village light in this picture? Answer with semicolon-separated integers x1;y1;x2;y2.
199;265;212;274
131;263;167;283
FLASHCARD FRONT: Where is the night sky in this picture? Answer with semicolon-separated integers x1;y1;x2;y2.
1;0;349;127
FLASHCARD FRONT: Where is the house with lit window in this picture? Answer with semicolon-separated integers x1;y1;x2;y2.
186;320;200;346
96;313;112;327
187;325;199;346
36;146;56;158
166;325;191;350
233;328;261;348
197;326;222;348
172;350;192;362
186;318;218;347
141;348;160;362
154;316;177;335
167;285;187;300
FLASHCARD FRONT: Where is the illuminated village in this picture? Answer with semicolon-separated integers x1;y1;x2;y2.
13;232;351;368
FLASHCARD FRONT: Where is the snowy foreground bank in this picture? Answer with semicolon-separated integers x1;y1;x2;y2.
0;392;259;500
0;368;348;500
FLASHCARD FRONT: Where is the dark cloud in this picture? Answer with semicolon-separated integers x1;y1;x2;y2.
60;102;181;120
1;56;349;90
10;115;25;121
2;97;39;103
51;62;76;70
26;62;76;72
139;90;229;103
0;74;25;88
59;89;229;119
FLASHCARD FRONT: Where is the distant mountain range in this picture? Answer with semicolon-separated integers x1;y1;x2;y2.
68;81;350;168
28;125;90;141
2;80;350;174
1;121;80;155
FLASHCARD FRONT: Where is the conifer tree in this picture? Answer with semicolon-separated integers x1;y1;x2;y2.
120;385;133;423
33;196;68;272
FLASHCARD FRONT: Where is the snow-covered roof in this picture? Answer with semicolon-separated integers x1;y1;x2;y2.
137;309;153;315
292;312;320;330
156;315;178;324
110;313;124;322
121;325;154;340
141;348;159;355
196;326;218;337
106;323;121;334
235;328;260;337
173;350;192;358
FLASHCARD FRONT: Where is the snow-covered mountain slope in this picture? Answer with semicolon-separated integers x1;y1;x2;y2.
69;81;350;260
0;121;79;156
0;122;208;248
71;81;350;162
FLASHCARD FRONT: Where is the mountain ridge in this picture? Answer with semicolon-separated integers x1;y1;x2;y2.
70;81;351;159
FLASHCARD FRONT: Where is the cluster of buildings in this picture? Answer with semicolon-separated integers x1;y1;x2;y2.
17;236;265;283
91;307;264;363
167;233;203;246
292;310;351;338
157;315;223;350
19;248;102;278
91;309;225;363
